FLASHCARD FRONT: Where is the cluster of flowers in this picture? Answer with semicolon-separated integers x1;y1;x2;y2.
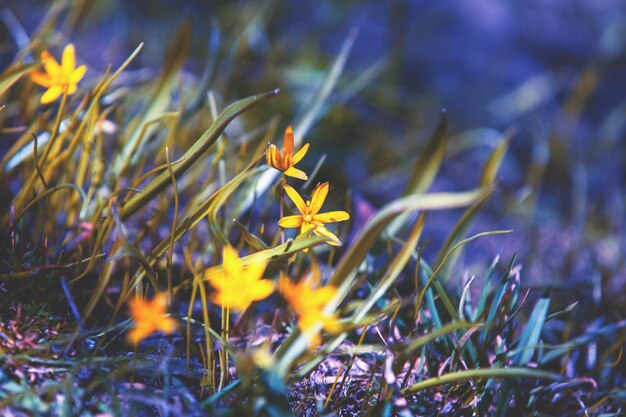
29;45;350;347
129;126;350;346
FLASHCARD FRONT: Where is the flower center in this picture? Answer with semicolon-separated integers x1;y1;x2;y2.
53;73;70;86
303;214;313;223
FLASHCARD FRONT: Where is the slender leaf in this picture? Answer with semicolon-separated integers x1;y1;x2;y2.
402;367;563;394
120;89;279;219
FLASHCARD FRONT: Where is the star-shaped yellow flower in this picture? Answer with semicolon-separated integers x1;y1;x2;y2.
30;44;86;104
206;246;274;311
279;269;339;345
266;126;310;180
278;182;350;245
127;293;177;345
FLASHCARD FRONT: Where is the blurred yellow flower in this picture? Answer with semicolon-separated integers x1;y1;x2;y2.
30;44;86;104
279;268;339;344
206;246;274;311
278;182;349;245
127;293;176;345
266;125;310;180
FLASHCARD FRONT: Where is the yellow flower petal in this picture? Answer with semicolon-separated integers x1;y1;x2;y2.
127;323;153;346
309;182;329;215
307;258;322;287
41;51;61;78
266;144;279;168
283;184;307;215
211;291;249;311
127;293;176;345
243;259;268;285
313;210;350;224
305;286;337;308
153;293;169;311
283;125;294;155
313;225;341;245
303;329;322;347
298;313;321;334
40;85;63;104
30;70;51;87
62;44;76;75
211;275;271;310
280;269;339;347
313;210;350;223
278;274;295;299
322;314;340;334
208;247;274;311
291;142;309;164
204;266;223;284
278;215;303;228
158;316;177;334
223;245;243;279
249;279;274;302
300;221;316;237
69;65;86;84
284;166;308;180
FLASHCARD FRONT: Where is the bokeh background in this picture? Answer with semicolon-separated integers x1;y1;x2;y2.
2;0;625;319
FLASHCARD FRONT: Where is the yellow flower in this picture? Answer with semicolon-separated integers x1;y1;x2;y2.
127;293;177;345
279;269;339;344
30;44;86;104
206;245;274;311
266;125;310;180
278;182;350;245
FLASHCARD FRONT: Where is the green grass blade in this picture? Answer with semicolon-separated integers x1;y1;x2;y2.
352;214;425;323
415;230;513;324
480;256;518;344
480;128;513;186
0;63;37;98
404;112;448;195
511;296;550;366
330;189;486;288
540;319;626;364
385;112;447;238
111;23;192;175
397;321;480;357
402;367;563;394
119;89;279;219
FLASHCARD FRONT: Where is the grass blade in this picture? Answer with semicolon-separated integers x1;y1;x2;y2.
119;89;279;219
511;296;550;366
402;367;563;394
